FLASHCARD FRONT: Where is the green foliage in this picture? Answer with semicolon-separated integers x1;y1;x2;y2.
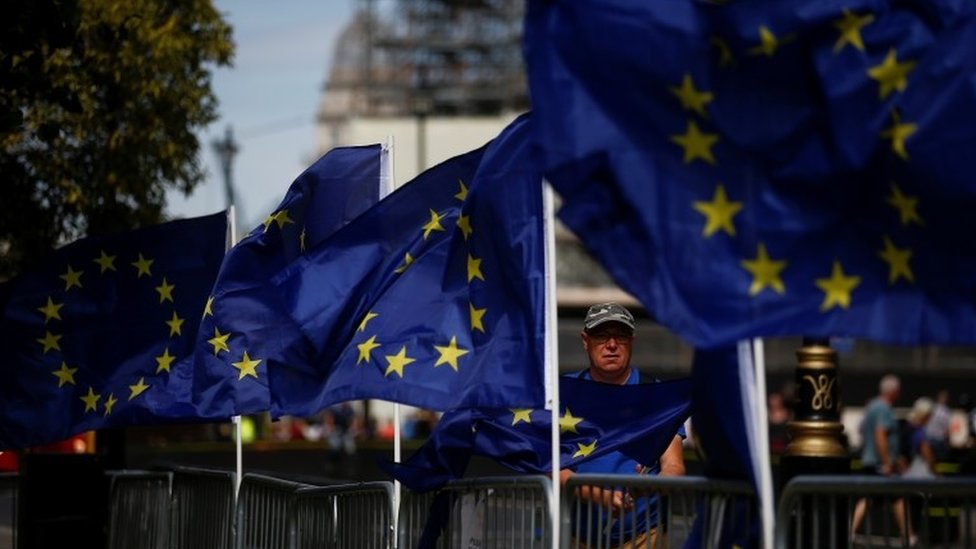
0;0;233;277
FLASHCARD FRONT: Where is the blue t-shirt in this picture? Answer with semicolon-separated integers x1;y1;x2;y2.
568;368;685;545
860;397;897;469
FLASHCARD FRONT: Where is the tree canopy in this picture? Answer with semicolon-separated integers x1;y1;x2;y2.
0;0;233;277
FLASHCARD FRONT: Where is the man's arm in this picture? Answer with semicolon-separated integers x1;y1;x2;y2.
559;468;631;511
658;435;685;477
874;424;893;475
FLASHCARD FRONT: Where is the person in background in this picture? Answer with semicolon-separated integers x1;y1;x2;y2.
851;375;915;546
925;389;952;459
903;397;938;479
560;302;685;549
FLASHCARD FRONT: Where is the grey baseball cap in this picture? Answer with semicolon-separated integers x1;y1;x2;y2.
583;302;635;332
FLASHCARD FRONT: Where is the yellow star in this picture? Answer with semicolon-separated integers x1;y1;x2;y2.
456;214;473;240
692;184;743;237
37;330;62;354
203;296;214;318
880;112;917;161
833;9;874;53
422;209;446;240
433;336;469;372
59;265;83;291
455;179;469;202
300;226;307;252
273;209;294;230
80;387;100;412
357;335;381;365
52;362;78;387
155;347;176;373
741;243;788;296
573;440;597;459
231;351;262;380
165;311;185;337
93;250;117;273
670;121;719;165
384;346;416;378
878;236;914;285
710;36;735;68
886;183;924;226
155;277;175;303
467;254;485;283
815;260;861;311
670;74;713;117
511;409;533;425
358;311;379;332
867;49;915;99
262;212;276;233
132;254;154;278
208;327;231;355
560;408;584;434
104;393;118;416
128;377;150;400
469;302;487;333
38;297;64;323
749;26;781;57
394;252;414;274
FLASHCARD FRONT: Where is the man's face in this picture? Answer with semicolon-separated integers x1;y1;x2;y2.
581;321;634;378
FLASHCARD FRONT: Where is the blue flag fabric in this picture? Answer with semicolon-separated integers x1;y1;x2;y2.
191;145;384;417
0;213;227;449
525;0;976;348
385;376;691;492
204;114;547;417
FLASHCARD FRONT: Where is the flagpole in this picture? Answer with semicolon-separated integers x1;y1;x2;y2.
542;179;560;549
381;135;401;547
227;205;243;498
751;338;775;549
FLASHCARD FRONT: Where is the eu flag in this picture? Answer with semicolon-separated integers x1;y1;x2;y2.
525;0;976;347
192;145;385;417
204;114;547;417
0;213;227;449
385;376;691;492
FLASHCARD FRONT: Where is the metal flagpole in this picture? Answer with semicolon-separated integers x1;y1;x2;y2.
226;205;243;499
542;180;561;549
751;338;775;549
381;136;400;547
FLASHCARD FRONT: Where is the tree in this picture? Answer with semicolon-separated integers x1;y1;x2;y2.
0;0;233;277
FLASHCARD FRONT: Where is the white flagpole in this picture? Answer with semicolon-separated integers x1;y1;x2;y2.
226;205;243;498
542;180;561;549
738;339;774;549
381;136;401;547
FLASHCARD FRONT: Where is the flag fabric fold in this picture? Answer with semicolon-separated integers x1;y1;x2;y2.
385;376;691;492
191;144;385;418
525;0;976;348
0;213;227;449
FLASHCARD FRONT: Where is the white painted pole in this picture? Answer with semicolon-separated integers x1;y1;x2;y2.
382;136;401;548
751;338;775;549
226;205;243;499
542;180;561;549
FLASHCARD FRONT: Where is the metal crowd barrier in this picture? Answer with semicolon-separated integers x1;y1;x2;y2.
399;475;553;549
107;470;173;549
0;473;17;549
171;466;236;549
290;481;395;549
776;475;976;549
236;473;311;549
563;474;757;549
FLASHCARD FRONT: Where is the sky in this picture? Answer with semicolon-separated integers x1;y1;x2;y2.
164;0;356;230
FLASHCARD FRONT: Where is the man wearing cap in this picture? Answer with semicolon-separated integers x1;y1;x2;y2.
561;302;686;549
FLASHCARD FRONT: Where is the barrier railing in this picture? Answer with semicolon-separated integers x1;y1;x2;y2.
563;474;757;549
0;473;17;549
171;466;235;549
775;475;976;549
290;481;395;549
399;475;553;549
236;473;311;549
107;470;172;549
